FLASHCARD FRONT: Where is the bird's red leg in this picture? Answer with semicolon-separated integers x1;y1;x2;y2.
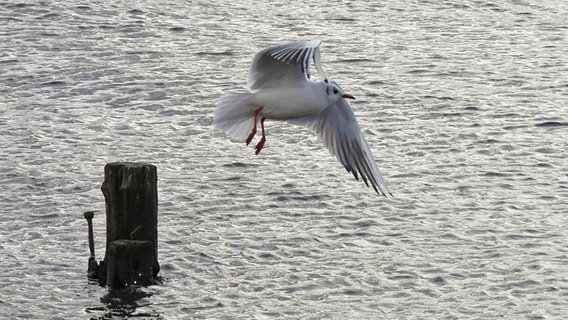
246;106;264;146
255;117;266;155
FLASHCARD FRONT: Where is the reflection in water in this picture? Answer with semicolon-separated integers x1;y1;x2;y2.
87;287;161;320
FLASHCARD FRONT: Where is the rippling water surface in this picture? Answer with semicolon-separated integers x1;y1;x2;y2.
1;0;567;319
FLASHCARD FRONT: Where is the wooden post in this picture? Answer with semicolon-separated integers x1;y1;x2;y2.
106;240;154;287
99;162;160;287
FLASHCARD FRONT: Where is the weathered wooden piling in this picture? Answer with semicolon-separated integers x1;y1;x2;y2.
97;162;160;288
106;239;155;287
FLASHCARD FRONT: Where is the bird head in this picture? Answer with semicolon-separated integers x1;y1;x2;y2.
325;81;355;102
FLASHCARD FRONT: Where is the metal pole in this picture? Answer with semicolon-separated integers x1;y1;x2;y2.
84;211;99;279
84;211;96;258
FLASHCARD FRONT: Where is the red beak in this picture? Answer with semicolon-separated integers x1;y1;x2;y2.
342;93;355;100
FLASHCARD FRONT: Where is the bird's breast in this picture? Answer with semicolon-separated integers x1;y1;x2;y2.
253;86;328;120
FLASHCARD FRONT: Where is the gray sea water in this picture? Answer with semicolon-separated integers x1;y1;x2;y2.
1;0;567;319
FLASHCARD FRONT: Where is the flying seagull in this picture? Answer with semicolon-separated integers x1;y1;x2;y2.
214;40;391;196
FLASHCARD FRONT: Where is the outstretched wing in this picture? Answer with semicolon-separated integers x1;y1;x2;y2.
289;98;392;197
247;40;327;92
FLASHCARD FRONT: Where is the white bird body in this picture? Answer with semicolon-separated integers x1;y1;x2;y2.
214;40;392;196
252;82;329;119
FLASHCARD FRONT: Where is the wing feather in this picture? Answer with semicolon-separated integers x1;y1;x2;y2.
288;98;391;196
247;40;326;91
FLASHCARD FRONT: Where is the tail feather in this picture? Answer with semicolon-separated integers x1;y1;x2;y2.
214;93;258;140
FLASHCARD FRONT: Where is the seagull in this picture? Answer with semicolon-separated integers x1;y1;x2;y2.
214;40;391;196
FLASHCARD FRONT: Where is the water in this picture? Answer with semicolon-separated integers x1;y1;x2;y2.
1;0;567;319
